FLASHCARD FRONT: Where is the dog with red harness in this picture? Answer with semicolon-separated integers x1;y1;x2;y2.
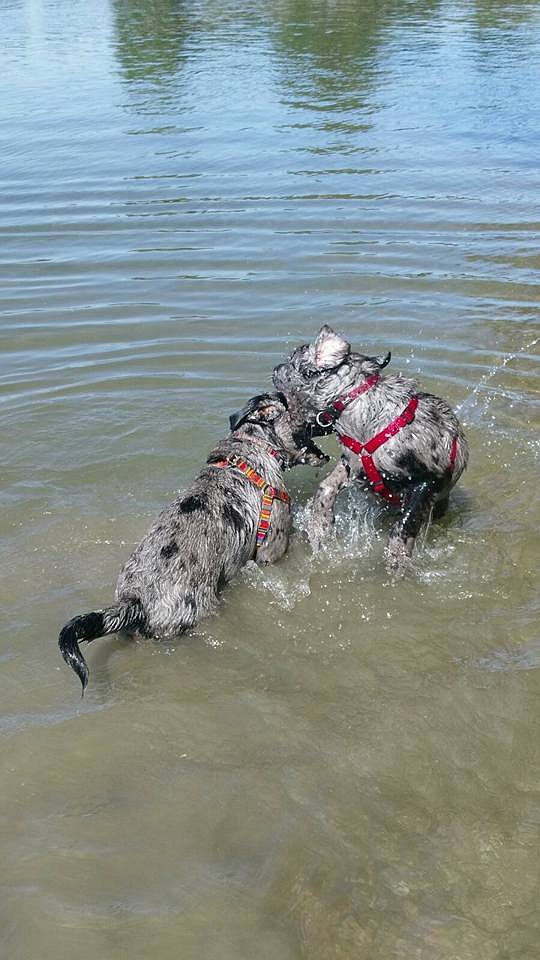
273;326;469;571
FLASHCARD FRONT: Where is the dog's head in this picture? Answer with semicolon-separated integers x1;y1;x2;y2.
272;326;391;433
229;392;328;467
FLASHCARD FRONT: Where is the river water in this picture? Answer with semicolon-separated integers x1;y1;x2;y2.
1;1;539;958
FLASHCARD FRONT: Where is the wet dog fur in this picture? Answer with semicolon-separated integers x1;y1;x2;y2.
59;393;326;691
273;326;469;570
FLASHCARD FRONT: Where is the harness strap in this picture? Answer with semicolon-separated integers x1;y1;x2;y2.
316;373;380;428
449;436;458;471
339;395;460;507
339;433;403;505
363;395;419;454
338;396;419;507
209;454;289;545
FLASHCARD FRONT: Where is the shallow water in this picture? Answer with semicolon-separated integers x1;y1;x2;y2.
1;1;539;957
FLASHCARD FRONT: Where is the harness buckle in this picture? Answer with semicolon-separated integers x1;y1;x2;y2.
315;410;334;429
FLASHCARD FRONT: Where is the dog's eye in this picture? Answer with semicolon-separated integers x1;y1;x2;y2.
304;368;319;379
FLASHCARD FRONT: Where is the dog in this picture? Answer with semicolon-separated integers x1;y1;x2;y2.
273;326;469;570
59;393;326;691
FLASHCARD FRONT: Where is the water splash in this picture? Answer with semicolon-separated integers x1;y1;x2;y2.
294;490;386;566
456;335;539;419
242;490;394;611
242;558;312;610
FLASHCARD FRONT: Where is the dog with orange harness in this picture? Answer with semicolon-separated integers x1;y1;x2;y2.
58;393;327;692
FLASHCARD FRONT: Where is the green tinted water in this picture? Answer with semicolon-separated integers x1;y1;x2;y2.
1;1;539;958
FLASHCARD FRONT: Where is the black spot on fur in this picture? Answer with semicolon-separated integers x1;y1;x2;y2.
184;593;196;610
160;541;179;560
396;451;430;481
292;428;306;448
223;502;245;532
180;494;207;513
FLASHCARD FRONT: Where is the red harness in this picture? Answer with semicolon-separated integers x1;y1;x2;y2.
315;373;381;428
330;382;459;507
339;396;419;506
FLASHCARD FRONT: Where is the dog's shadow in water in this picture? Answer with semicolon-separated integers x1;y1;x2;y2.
436;484;474;529
86;631;136;697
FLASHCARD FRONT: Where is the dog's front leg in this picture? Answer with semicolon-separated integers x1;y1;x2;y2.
310;457;350;551
385;480;436;573
256;499;291;565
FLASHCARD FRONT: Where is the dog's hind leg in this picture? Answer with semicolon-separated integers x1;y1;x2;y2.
385;480;436;573
310;457;350;551
432;494;449;521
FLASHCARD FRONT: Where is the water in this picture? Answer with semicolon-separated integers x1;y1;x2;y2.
1;1;539;957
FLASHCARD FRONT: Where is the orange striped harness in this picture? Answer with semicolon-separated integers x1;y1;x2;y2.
210;453;290;545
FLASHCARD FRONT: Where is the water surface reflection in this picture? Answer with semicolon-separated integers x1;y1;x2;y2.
1;1;539;958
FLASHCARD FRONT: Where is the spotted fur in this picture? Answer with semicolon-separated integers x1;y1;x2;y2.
58;394;327;691
273;326;469;570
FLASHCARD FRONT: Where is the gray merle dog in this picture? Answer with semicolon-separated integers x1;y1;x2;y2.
273;326;469;570
59;393;326;691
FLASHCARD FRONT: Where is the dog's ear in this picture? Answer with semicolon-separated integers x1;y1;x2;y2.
311;326;350;370
229;393;287;431
359;351;391;375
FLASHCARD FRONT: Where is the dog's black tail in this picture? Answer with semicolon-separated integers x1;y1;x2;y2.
58;598;143;693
